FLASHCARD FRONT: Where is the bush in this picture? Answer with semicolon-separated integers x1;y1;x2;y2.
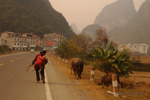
0;45;12;54
93;43;133;77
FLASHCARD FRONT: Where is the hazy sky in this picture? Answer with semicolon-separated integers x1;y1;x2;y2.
49;0;145;32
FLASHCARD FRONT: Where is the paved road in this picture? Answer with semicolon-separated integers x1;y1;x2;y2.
0;52;91;100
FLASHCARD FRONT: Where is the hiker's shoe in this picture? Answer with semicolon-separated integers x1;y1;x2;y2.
32;68;35;71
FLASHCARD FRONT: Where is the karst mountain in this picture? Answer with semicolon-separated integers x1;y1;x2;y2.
0;0;75;38
70;23;79;35
109;0;150;44
94;0;136;32
81;0;136;40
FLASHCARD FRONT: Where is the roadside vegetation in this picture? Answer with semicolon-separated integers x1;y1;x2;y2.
0;45;12;54
55;27;133;77
53;27;150;99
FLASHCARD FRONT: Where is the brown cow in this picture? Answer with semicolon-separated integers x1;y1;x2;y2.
101;73;122;92
70;58;84;79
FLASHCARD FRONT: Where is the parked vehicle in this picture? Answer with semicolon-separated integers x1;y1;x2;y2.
30;49;34;53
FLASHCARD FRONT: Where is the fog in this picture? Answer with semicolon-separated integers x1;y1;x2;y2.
49;0;145;32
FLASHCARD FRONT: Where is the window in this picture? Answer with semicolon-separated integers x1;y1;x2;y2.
22;43;23;46
18;43;19;45
5;40;7;43
14;43;16;45
14;38;16;41
25;39;26;41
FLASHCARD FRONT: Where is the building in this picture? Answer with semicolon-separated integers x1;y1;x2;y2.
29;35;36;49
118;43;149;54
43;33;67;51
0;31;43;51
1;31;15;49
39;39;43;47
139;43;149;54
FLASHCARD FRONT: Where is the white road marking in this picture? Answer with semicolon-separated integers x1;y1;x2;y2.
45;70;52;100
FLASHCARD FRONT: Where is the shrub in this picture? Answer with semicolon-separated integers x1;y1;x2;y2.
92;43;133;77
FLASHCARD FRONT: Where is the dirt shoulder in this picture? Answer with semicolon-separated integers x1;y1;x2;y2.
47;55;93;100
48;55;150;100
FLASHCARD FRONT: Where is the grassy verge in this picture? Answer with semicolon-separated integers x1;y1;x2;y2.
48;55;150;100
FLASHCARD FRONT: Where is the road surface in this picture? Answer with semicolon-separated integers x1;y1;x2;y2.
0;52;92;100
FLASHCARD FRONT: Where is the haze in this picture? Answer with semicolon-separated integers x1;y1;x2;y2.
49;0;145;32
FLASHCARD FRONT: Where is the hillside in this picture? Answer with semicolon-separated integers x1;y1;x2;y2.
81;24;100;40
108;0;150;44
0;0;76;39
94;0;136;32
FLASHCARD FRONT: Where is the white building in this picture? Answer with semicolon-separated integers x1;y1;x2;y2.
43;33;67;51
40;39;43;47
0;31;40;51
139;43;149;54
118;43;149;54
29;37;36;48
130;44;140;53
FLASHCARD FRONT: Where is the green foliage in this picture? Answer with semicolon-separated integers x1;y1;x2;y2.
0;45;12;54
55;38;69;58
0;0;76;39
55;34;94;59
93;43;133;77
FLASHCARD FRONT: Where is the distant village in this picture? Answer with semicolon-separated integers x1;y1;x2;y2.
0;31;149;54
118;43;149;54
0;31;67;52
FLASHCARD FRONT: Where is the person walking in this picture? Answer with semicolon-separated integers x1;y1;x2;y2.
27;50;48;83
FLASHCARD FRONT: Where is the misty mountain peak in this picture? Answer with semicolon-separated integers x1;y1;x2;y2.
70;23;79;35
108;0;150;44
94;0;136;32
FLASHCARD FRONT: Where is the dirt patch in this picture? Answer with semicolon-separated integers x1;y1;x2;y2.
48;55;150;100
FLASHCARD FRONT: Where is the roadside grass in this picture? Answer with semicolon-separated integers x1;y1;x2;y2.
0;51;22;56
131;55;150;63
48;55;150;100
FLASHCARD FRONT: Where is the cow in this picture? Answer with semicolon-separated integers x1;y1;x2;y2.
70;58;84;79
101;73;122;92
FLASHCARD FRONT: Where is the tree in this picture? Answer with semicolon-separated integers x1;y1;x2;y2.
0;45;12;54
93;43;133;77
55;34;94;59
55;38;68;58
95;27;108;48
